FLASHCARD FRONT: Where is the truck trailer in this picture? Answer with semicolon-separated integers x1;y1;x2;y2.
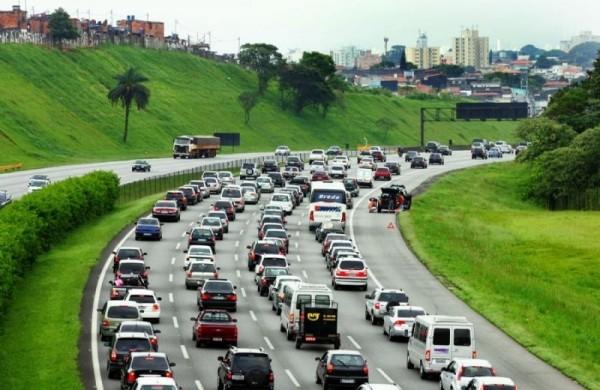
173;135;220;158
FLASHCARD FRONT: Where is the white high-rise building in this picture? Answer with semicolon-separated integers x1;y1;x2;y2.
331;46;362;68
560;31;600;52
453;28;490;69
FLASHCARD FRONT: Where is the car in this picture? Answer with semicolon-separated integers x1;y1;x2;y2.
267;172;285;188
279;187;301;207
217;347;274;390
310;160;327;174
256;176;275;193
185;260;219;289
374;167;392;181
440;358;496;390
283;166;301;180
270;193;294;215
326;145;343;157
112;247;146;273
257;266;290;296
134;218;162;241
124;289;162;323
204;177;222;194
199;217;223;240
371;150;386;162
27;178;49;193
120;352;175;390
284;185;304;204
191;309;238;347
197;279;237;311
165;190;187;210
425;141;440;153
116;259;151;284
488;147;503;158
0;190;12;209
285;155;305;170
207;210;230;233
131;160;151;172
247;240;285;271
187;183;203;203
240;180;260;193
472;138;490;150
105;332;153;378
109;274;148;301
258;214;286;228
183;245;215;269
221;186;245;212
332;258;368;290
438;145;453;156
357;150;371;163
358;157;375;171
312;170;331;182
213;199;236;221
411;156;428;169
384;162;401;175
202;171;219;180
271;276;303;313
98;300;144;341
179;185;199;205
343;178;360;197
315;221;345;242
254;254;289;279
465;377;517;390
115;320;161;351
405;150;420;162
151;200;180;222
242;186;260;204
329;164;347;179
382;304;426;341
322;233;350;255
515;145;528;155
188;227;216;252
190;180;211;198
315;350;369;389
28;174;50;186
309;149;326;164
429;152;445;165
333;155;351;169
471;147;488;160
218;171;236;186
499;144;513;154
268;274;302;302
131;377;179;390
275;145;291;156
356;168;373;188
258;223;286;241
240;162;260;180
364;288;410;325
345;191;354;209
262;159;280;173
264;229;291;253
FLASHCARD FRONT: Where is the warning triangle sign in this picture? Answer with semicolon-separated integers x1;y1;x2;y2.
387;222;395;229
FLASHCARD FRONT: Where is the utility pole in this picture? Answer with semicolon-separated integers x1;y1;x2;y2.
174;19;178;35
208;31;212;47
238;36;241;55
110;9;113;26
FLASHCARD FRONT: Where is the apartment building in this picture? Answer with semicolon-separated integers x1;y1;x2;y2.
453;28;489;69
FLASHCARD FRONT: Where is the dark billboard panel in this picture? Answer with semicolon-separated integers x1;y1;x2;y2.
456;102;528;120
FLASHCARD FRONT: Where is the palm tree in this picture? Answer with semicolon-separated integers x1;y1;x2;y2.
107;68;150;143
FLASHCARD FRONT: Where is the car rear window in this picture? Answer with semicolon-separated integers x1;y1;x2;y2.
119;323;152;334
266;230;287;239
139;385;177;390
394;308;425;318
314;295;331;306
264;268;289;277
107;306;139;319
215;201;232;208
222;189;241;198
205;177;218;184
191;263;216;272
482;386;515;390
139;218;159;225
203;218;220;226
129;295;156;304
192;229;212;239
463;366;494;377
379;292;408;302
454;328;472;346
205;281;233;293
433;328;450;346
131;355;169;370
272;195;289;202
262;258;287;267
201;311;232;322
119;263;145;274
115;338;152;352
331;354;364;366
155;201;175;208
232;354;270;370
117;249;141;259
296;294;312;309
255;243;279;254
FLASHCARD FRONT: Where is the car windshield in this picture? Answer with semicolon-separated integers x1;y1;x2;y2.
138;219;159;226
107;306;139;319
128;295;155;304
261;258;286;267
115;338;152;352
272;195;289;202
204;281;233;293
379;292;408;302
331;354;365;366
232;354;271;370
264;268;289;277
266;230;287;239
117;249;141;259
190;263;216;272
201;311;232;322
119;263;145;274
339;260;365;270
222;189;241;198
131;356;169;370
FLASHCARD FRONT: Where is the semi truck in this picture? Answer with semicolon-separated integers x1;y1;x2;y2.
173;135;220;158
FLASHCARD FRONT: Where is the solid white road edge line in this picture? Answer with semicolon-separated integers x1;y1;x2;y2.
249;310;257;322
377;368;396;385
180;344;190;359
347;335;361;350
285;369;301;388
194;379;205;390
264;336;275;350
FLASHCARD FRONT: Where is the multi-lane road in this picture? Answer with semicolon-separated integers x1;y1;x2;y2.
86;151;582;390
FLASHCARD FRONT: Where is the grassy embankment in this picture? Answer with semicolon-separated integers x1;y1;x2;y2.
0;44;517;169
0;194;159;388
399;163;600;389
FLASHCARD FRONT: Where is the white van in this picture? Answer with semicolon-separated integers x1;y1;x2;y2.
279;283;333;340
407;315;476;379
356;168;373;188
308;181;348;231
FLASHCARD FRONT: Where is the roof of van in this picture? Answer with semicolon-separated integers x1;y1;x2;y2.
416;315;472;325
311;181;346;190
295;283;331;292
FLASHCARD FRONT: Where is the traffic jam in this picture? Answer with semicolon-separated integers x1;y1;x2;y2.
96;144;517;390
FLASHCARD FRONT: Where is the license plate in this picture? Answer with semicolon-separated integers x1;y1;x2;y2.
232;374;244;380
341;379;355;384
212;337;222;342
435;358;447;364
143;233;151;236
213;296;224;300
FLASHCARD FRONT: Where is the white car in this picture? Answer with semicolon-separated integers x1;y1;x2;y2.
28;174;50;186
185;260;220;289
28;179;49;193
218;171;235;185
275;145;291;156
256;176;274;193
359;157;375;170
183;245;215;269
309;149;326;164
465;376;516;390
356;168;373;188
440;358;496;390
382;305;426;340
310;160;326;173
329;164;347;179
220;185;245;212
269;193;294;215
204;177;222;194
268;275;302;301
333;155;350;168
499;144;513;154
132;377;179;390
242;187;260;204
124;289;162;323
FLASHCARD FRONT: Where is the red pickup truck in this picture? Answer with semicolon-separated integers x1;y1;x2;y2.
190;310;238;347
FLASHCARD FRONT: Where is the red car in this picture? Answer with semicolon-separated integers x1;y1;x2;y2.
321;233;348;256
165;190;188;210
152;200;180;222
190;309;238;347
312;170;331;182
213;200;236;221
247;240;284;271
371;150;386;162
374;167;392;181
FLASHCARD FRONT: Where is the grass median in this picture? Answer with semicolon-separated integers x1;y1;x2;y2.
0;194;159;388
399;163;600;389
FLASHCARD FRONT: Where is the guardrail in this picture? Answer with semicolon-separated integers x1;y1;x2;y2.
547;188;600;211
0;162;22;173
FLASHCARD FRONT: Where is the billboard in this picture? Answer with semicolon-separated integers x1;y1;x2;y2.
456;102;528;120
213;132;240;146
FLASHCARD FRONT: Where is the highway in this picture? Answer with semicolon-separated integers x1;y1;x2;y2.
87;151;582;390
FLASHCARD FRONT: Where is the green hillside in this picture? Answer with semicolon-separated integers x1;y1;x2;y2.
0;44;518;169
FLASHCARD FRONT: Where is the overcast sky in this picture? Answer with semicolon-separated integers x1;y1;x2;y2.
6;0;600;53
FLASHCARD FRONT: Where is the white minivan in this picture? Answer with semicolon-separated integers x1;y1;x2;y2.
279;283;333;341
407;315;476;379
356;168;373;188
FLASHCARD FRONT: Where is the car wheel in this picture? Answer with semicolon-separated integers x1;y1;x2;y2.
316;373;322;384
407;352;414;369
217;378;224;390
287;328;294;341
365;310;370;320
420;362;428;379
370;312;377;325
388;329;395;342
280;323;285;333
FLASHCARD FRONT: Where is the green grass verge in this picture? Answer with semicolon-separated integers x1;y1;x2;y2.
0;194;160;388
0;44;518;169
399;163;600;389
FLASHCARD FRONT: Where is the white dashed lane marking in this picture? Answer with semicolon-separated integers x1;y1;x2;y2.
249;310;257;322
285;369;301;387
172;316;179;329
180;345;189;359
264;336;275;350
347;335;361;349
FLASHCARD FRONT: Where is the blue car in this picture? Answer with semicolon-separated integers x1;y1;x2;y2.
135;217;162;241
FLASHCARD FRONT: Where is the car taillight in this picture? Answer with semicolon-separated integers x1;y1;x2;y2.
457;367;464;380
110;349;117;361
111;289;119;298
289;313;294;322
201;293;211;300
127;372;137;383
227;294;237;301
326;363;334;374
268;371;274;382
362;363;369;375
164;371;173;378
341;212;346;222
425;350;431;361
152;304;159;311
492;367;497;376
150;338;158;346
113;256;120;264
374;303;380;310
356;270;367;277
187;271;192;277
335;269;349;276
213;272;219;278
393;320;405;326
226;372;233;380
472;350;478;359
309;211;314;221
102;319;110;328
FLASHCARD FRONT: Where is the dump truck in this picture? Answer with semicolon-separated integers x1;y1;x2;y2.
173;135;220;158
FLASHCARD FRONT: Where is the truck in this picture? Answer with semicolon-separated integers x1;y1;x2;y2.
295;303;341;349
173;135;220;158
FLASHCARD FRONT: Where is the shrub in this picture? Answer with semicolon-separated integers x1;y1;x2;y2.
515;118;577;161
0;171;119;316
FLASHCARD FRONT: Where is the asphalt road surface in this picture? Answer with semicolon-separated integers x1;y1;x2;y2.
88;151;582;390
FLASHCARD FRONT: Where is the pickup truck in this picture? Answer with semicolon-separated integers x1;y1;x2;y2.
191;309;238;347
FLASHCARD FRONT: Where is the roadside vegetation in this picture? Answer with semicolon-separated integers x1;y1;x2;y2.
0;44;517;169
400;163;600;389
0;193;159;388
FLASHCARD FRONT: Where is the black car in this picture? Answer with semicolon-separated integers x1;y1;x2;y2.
405;151;420;162
120;352;175;390
424;141;440;153
411;156;428;169
285;156;304;170
315;350;369;389
384;162;401;175
217;347;274;390
429;153;444;165
105;332;153;378
343;178;360;197
188;227;216;252
131;160;151;172
267;172;285;188
438;145;453;156
315;221;345;242
198;279;237;311
471;147;488;160
289;176;311;196
178;186;198;205
262;160;280;173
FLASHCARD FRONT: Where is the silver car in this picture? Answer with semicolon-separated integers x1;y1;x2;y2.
185;260;219;289
218;171;235;185
256;176;274;193
365;288;410;325
242;187;260;204
382;305;426;340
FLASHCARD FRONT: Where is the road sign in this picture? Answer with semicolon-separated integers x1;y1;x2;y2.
387;222;395;230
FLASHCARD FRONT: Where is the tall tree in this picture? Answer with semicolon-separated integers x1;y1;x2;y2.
107;68;150;143
399;50;407;69
48;8;79;45
238;91;259;125
238;43;283;95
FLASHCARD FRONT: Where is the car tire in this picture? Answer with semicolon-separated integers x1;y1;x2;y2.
316;373;322;384
287;328;294;341
280;323;286;333
407;352;414;369
371;312;377;325
365;310;370;320
420;362;428;379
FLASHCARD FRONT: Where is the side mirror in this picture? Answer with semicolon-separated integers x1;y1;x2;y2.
154;329;161;334
169;362;176;367
145;266;151;270
182;266;187;270
233;285;237;290
143;252;148;256
112;251;116;255
217;267;221;271
217;356;224;362
157;297;162;301
190;317;197;321
108;281;114;285
288;235;291;238
139;309;145;313
160;223;164;226
233;318;238;323
246;245;252;250
183;250;188;253
96;308;103;312
314;357;321;361
364;294;370;299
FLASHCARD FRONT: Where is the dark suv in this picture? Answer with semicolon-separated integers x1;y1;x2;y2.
425;141;440;153
267;172;285;188
198;279;237;311
285;156;304;170
471;147;488;160
218;347;274;390
262;160;279;173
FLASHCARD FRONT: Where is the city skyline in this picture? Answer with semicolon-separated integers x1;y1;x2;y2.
4;0;599;53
